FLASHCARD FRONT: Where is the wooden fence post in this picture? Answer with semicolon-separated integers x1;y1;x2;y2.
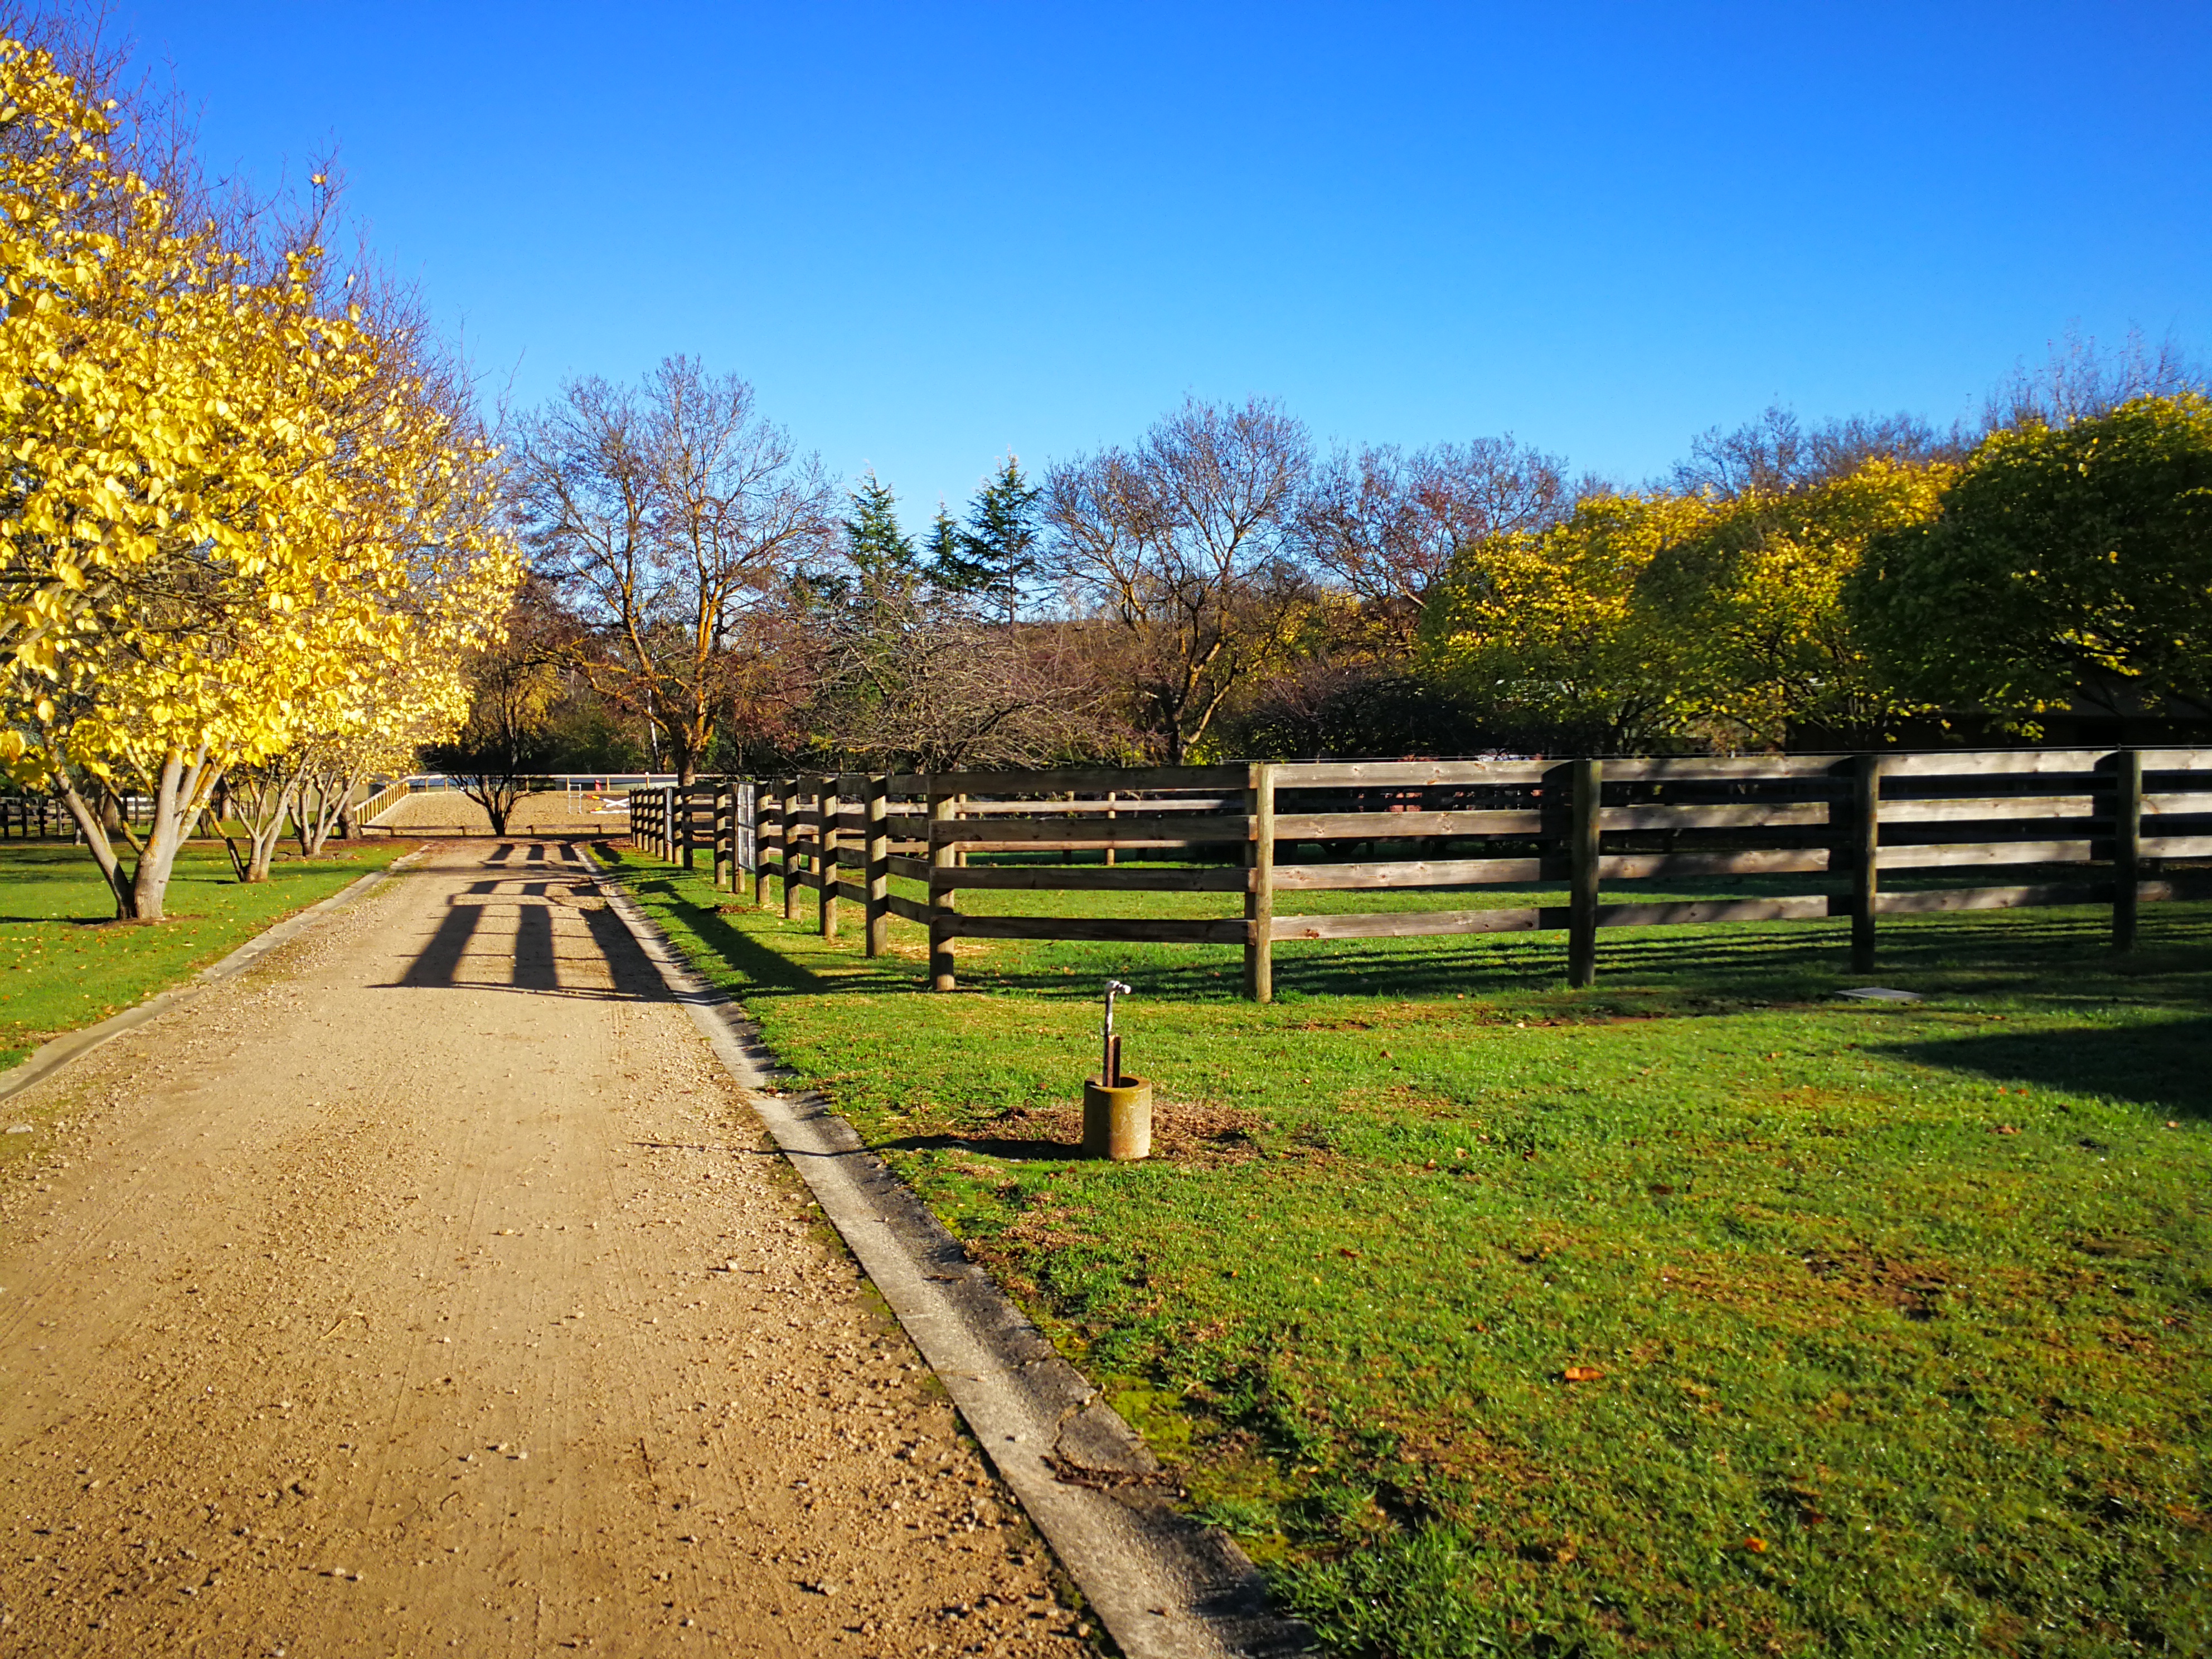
713;783;734;891
929;781;958;991
783;777;803;920
1104;790;1117;867
1851;753;1883;974
2112;748;2142;952
756;780;779;908
819;774;841;938
1569;756;1602;988
1244;763;1276;1003
865;774;890;958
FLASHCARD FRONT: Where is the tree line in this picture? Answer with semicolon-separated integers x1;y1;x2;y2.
6;10;2209;902
476;336;2209;797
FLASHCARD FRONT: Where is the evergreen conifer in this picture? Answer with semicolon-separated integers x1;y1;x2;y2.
841;471;920;595
925;456;1040;623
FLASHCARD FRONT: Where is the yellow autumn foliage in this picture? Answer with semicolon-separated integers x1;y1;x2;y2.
1422;459;1952;749
0;34;520;916
1422;491;1719;747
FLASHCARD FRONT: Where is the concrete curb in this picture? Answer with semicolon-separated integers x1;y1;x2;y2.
0;846;429;1108
581;850;1312;1659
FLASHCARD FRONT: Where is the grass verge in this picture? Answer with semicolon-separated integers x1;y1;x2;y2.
610;845;2211;1657
0;840;411;1075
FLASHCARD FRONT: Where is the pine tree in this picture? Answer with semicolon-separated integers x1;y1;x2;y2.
925;457;1041;624
842;472;919;596
961;455;1041;625
924;499;979;595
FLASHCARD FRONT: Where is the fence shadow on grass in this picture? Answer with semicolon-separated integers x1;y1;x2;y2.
1878;1015;2212;1121
925;903;2212;1011
639;876;834;997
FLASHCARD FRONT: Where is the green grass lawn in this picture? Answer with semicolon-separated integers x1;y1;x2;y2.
613;845;2211;1657
0;840;411;1074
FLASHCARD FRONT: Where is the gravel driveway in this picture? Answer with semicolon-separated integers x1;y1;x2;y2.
0;840;1090;1657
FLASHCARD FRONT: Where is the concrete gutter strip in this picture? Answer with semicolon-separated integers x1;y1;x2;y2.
584;853;1313;1659
0;847;428;1108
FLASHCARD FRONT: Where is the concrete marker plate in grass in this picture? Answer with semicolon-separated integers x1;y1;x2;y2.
1835;986;1923;1002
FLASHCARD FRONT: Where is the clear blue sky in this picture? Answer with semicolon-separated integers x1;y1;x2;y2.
104;1;2211;521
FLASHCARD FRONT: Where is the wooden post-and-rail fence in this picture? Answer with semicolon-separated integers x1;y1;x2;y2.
628;750;2212;1001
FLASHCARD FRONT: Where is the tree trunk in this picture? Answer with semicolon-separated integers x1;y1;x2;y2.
55;785;137;918
235;768;305;883
52;750;216;922
132;792;190;919
245;819;286;881
460;775;517;837
302;765;362;856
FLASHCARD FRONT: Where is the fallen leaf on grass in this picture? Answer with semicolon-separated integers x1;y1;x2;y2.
1743;1535;1768;1553
1992;1124;2019;1135
1563;1366;1605;1382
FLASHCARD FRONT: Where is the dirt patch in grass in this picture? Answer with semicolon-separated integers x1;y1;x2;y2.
1802;1245;1953;1320
1151;1100;1267;1163
891;1098;1265;1168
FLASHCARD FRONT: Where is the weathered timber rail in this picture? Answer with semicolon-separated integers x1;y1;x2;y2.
628;751;2212;1000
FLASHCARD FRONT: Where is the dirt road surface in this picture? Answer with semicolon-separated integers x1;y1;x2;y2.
371;790;618;836
0;842;1091;1657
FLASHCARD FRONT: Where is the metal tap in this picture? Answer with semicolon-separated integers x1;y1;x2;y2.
1102;979;1133;1086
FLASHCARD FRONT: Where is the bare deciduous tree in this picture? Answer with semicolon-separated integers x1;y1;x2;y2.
1981;327;2206;434
1295;436;1583;645
1044;397;1310;764
517;358;836;783
811;591;1103;773
1669;406;1963;499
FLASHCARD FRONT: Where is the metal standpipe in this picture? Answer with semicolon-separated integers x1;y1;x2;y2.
1083;978;1151;1161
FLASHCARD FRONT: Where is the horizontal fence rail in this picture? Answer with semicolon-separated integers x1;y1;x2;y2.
628;750;2212;1000
356;779;414;829
2;795;68;838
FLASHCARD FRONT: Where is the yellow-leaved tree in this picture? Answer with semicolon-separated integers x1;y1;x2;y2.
1420;491;1718;749
1633;457;1953;748
1421;458;1952;750
0;33;518;917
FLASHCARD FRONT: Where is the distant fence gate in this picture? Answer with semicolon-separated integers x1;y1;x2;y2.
627;751;2212;1001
